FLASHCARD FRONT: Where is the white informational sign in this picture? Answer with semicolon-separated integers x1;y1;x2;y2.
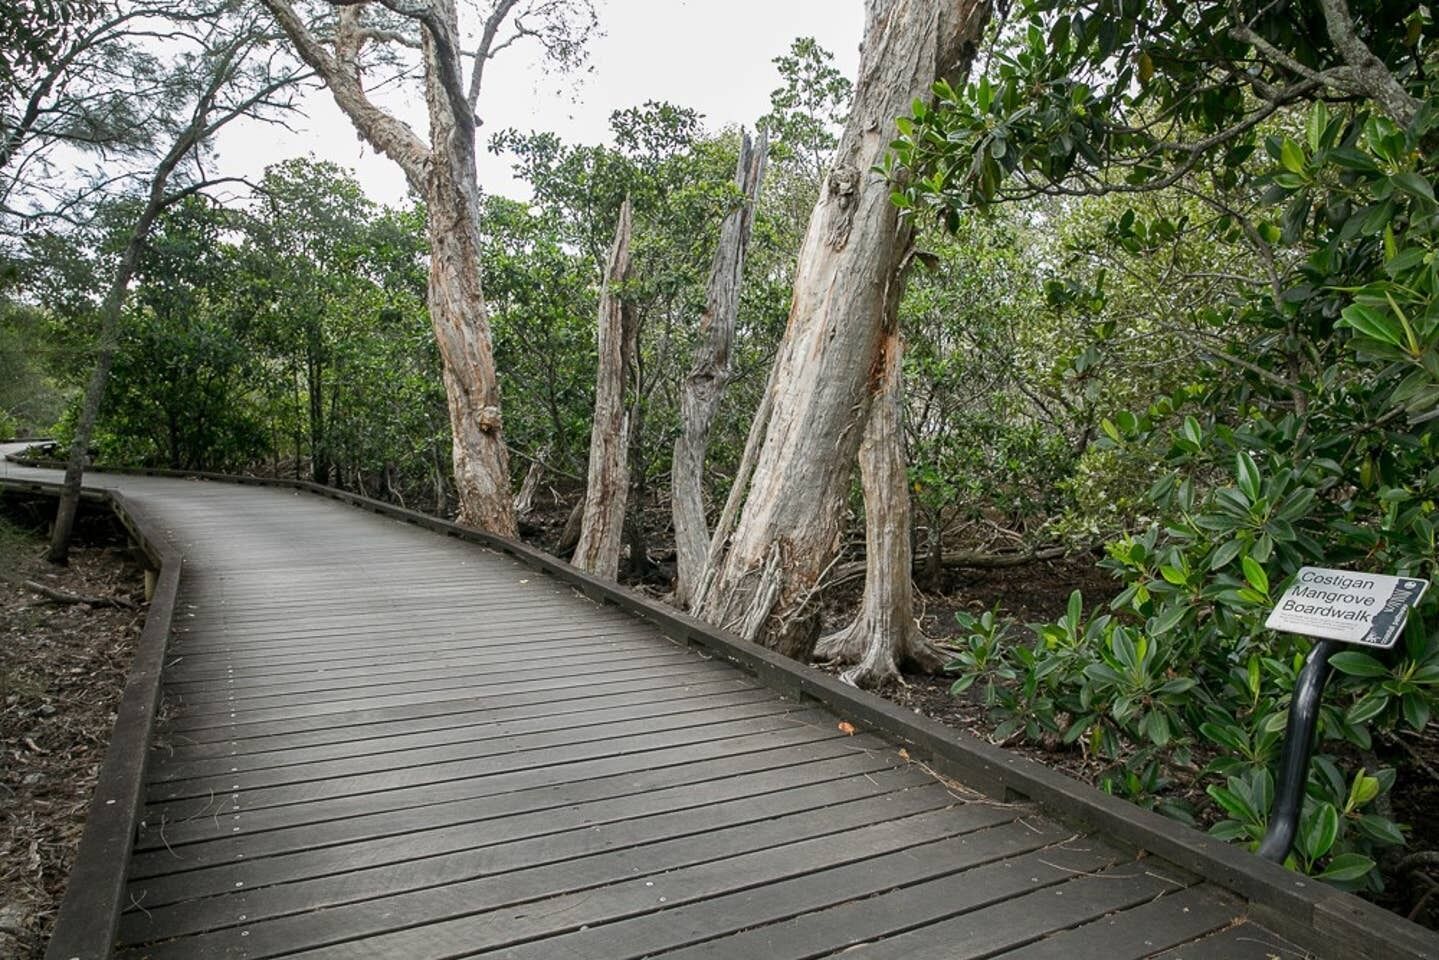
1266;566;1430;649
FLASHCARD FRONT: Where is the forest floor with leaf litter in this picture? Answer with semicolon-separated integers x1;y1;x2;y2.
0;513;144;958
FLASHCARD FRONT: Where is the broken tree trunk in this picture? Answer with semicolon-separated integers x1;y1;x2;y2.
672;128;768;608
695;0;993;659
573;198;636;579
815;332;943;688
513;447;547;518
556;497;584;557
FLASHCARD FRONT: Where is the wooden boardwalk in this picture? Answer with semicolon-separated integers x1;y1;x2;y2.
0;454;1322;958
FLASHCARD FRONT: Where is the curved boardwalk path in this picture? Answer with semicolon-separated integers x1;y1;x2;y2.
2;451;1314;959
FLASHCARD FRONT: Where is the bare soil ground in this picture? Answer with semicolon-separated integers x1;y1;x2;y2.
0;508;145;958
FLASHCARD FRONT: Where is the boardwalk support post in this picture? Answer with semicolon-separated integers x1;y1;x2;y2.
1258;638;1340;863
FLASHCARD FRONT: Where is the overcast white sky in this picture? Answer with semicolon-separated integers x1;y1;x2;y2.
214;0;864;207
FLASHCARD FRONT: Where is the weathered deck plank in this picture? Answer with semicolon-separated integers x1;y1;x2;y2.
0;452;1400;959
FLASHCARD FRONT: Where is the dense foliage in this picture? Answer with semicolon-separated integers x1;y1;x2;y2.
895;0;1438;888
0;0;99;97
12;161;450;504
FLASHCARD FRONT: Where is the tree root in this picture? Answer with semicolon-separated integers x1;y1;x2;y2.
818;614;946;691
22;579;137;609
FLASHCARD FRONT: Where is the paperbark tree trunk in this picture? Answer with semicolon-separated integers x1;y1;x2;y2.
263;0;517;536
695;0;992;659
672;129;768;607
573;198;635;579
421;2;515;535
814;331;943;688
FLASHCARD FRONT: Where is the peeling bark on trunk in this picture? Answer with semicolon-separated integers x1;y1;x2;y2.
573;199;635;579
815;332;943;689
423;13;515;536
672;129;768;608
695;0;992;659
263;0;517;536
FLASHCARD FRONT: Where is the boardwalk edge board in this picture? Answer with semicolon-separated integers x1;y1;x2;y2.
0;482;183;960
5;460;1438;960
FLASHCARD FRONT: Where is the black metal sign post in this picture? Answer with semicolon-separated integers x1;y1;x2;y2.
1258;567;1429;864
1257;637;1339;862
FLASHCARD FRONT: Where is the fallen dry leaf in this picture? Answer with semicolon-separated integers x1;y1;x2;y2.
837;721;857;736
898;748;911;761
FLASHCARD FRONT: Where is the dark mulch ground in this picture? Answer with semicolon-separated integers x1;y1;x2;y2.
0;508;145;959
1381;732;1439;925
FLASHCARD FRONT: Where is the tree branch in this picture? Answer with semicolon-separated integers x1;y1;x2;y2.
353;25;420;48
338;0;476;151
261;0;430;188
1316;0;1421;126
21;579;138;609
468;0;522;110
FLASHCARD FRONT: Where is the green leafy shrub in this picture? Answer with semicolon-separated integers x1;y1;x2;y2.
900;3;1439;890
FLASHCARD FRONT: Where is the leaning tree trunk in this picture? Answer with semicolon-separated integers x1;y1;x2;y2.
690;359;777;613
573;199;635;579
47;216;155;564
695;0;992;659
47;71;218;563
672;129;768;608
815;331;943;688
